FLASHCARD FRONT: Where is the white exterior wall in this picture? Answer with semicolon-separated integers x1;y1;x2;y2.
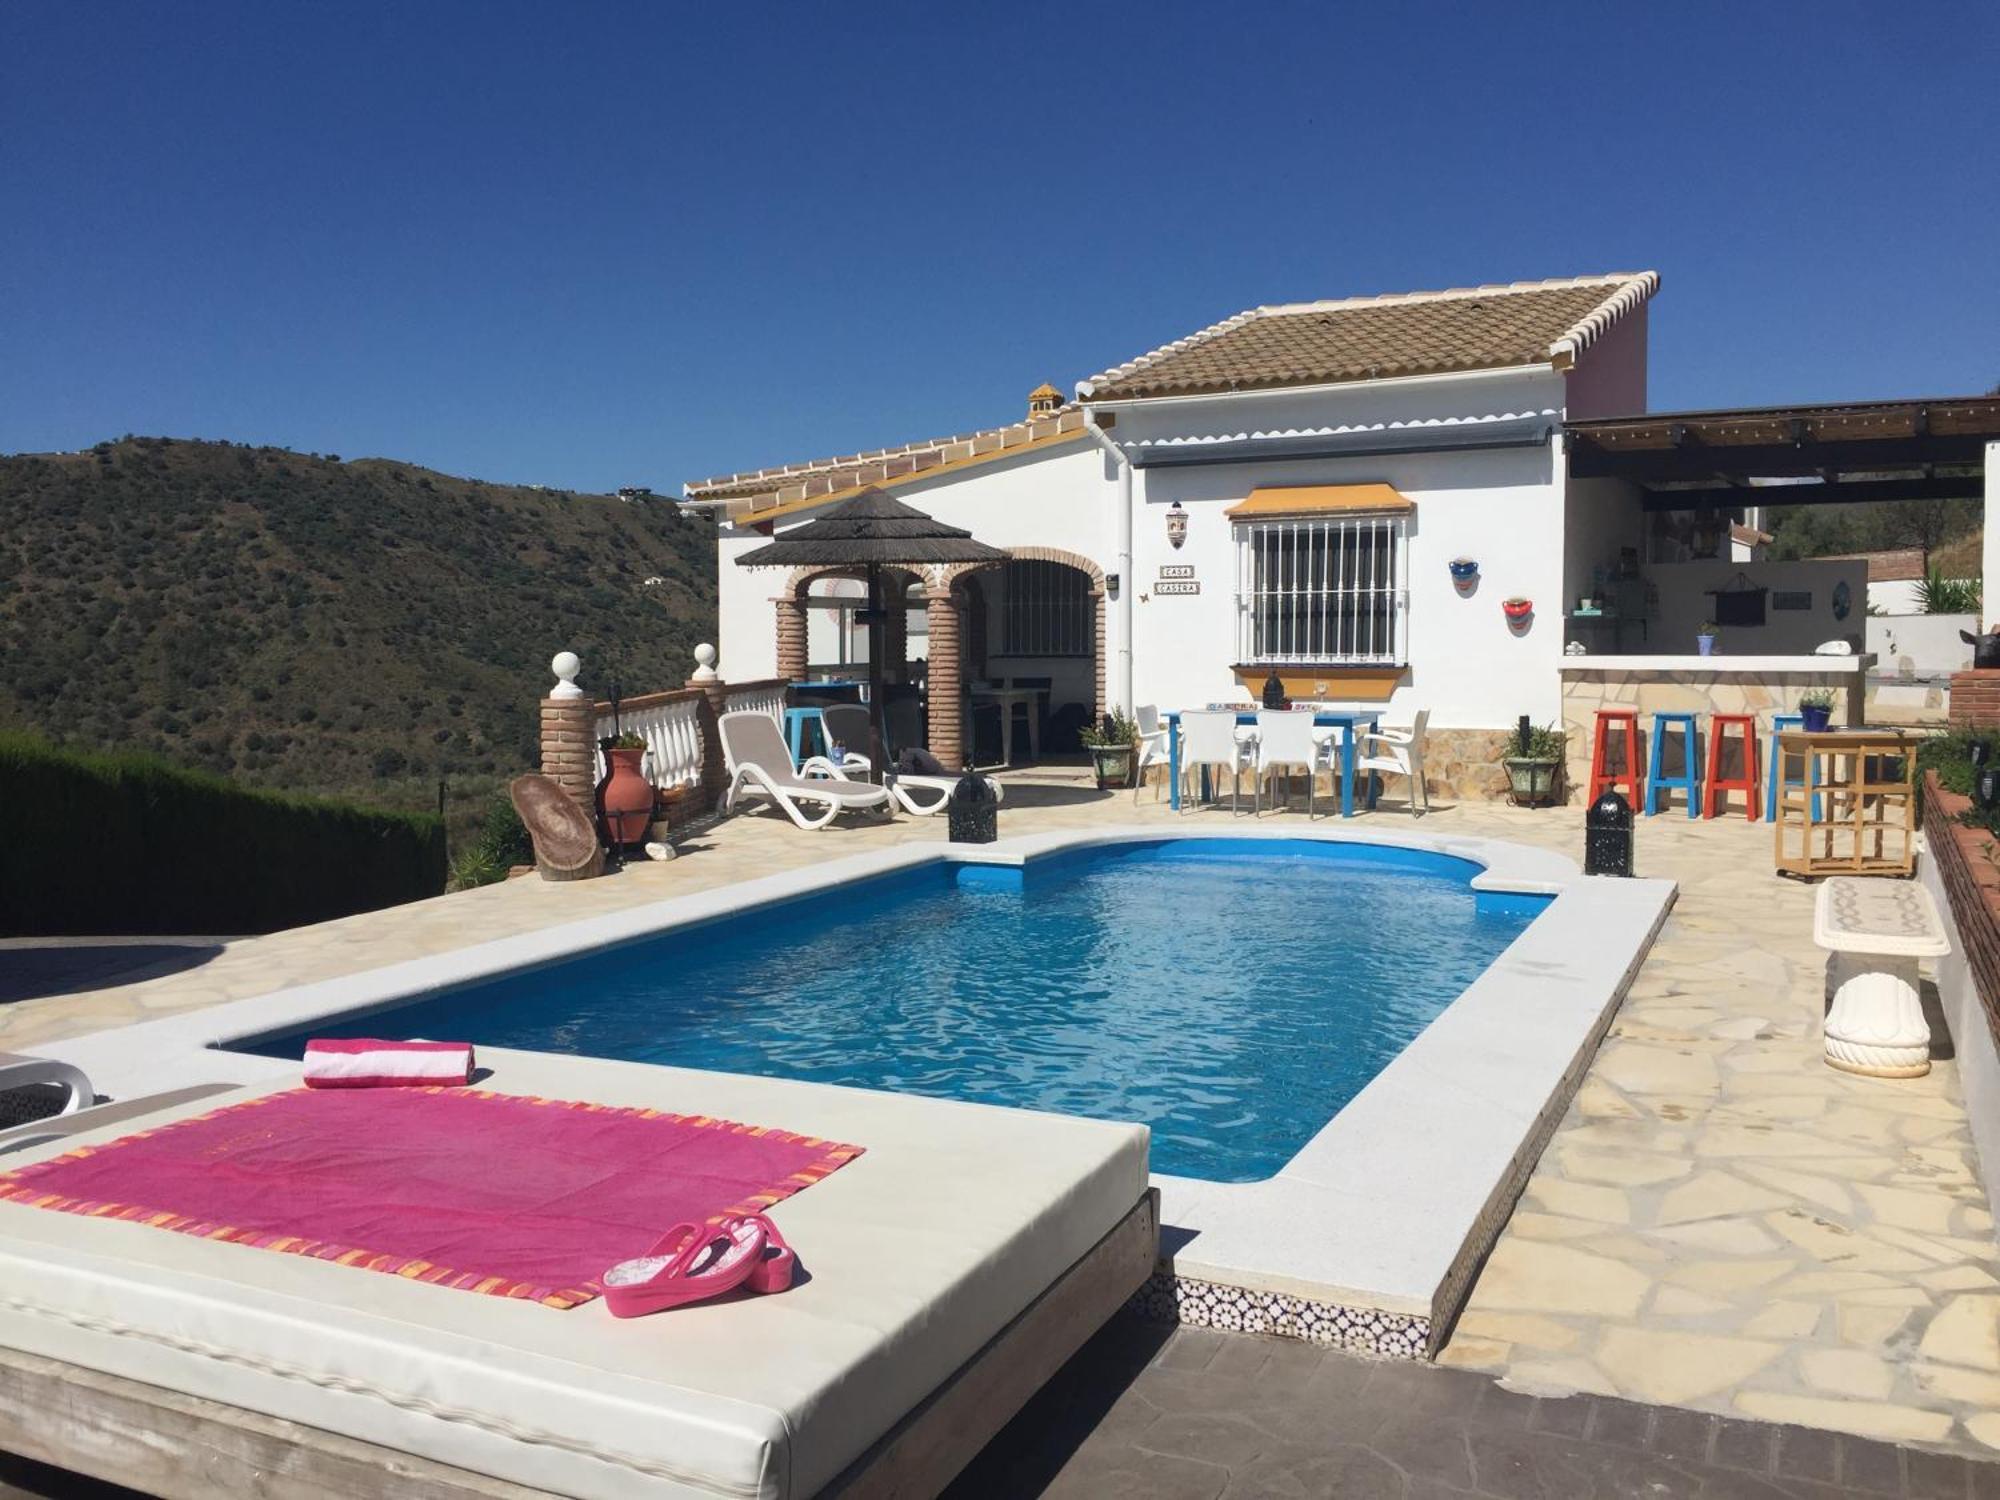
1868;578;1926;615
713;442;1114;685
1115;367;1571;730
1131;437;1565;728
703;313;1653;737
1869;612;1976;674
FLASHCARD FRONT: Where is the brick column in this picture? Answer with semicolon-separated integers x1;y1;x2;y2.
540;695;597;812
775;595;807;682
1951;669;2000;729
687;646;730;813
925;588;964;769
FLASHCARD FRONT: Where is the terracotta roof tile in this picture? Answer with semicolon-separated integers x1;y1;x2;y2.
1820;548;1927;583
1078;273;1659;401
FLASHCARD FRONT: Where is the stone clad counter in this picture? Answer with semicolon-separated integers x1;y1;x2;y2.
1558;654;1875;800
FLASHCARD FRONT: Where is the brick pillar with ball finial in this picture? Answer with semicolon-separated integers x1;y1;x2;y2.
539;651;597;812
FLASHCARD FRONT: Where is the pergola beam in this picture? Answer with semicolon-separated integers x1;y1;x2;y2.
1638;475;1984;512
1573;435;1994;482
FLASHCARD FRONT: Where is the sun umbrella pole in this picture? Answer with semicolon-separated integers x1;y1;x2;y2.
866;562;888;782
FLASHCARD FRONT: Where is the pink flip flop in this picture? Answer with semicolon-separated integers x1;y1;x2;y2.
728;1213;796;1295
602;1218;768;1319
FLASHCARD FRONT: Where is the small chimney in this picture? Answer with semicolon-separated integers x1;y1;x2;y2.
1027;382;1064;420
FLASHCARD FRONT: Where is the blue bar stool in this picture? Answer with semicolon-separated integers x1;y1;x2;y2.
1644;711;1702;818
782;706;829;767
1765;712;1821;821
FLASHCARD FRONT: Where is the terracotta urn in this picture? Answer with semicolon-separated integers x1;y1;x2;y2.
596;746;653;847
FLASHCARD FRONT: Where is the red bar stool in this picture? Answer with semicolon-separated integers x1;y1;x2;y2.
1704;713;1761;820
1587;707;1643;807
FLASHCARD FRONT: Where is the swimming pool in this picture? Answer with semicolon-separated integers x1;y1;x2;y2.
243;840;1545;1182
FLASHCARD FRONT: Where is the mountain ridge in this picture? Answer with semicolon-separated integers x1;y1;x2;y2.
0;436;718;820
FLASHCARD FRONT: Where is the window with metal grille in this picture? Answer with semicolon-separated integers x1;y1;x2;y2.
1000;559;1092;656
1235;514;1408;665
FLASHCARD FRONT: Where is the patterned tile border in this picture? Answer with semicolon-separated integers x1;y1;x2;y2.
1128;1267;1431;1360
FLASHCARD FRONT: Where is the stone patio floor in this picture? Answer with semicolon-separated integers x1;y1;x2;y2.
5;764;1998;1469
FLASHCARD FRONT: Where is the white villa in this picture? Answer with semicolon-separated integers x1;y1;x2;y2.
683;274;2000;794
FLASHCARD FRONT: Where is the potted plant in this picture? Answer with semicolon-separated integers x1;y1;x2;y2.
1081;709;1141;790
1696;621;1719;656
1503;721;1566;807
595;731;654;847
1798;687;1837;734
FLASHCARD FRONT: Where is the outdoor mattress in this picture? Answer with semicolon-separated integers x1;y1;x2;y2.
0;1047;1150;1499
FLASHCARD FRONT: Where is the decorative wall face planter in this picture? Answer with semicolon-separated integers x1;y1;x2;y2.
1502;597;1533;622
1449;557;1479;596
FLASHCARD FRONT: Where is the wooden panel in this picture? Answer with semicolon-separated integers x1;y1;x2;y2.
822;1189;1159;1500
1233;665;1405;702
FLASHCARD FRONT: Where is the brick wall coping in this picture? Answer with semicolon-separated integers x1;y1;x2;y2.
591;687;705;715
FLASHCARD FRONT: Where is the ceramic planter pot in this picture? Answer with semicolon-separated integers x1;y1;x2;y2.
1504;757;1563;808
1800;704;1833;733
596;746;654;846
1697;634;1717;656
1089;744;1136;790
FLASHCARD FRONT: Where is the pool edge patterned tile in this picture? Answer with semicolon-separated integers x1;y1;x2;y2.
1129;1267;1431;1359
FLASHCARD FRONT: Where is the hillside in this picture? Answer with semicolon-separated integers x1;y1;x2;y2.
0;438;716;824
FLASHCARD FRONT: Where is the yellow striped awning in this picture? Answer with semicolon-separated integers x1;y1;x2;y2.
1223;483;1413;520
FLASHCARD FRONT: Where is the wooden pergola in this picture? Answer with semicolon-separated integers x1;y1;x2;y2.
1567;395;2000;608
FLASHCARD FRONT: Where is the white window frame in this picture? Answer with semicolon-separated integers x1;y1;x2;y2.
1233;513;1409;667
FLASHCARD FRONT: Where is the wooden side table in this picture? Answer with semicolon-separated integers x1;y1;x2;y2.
1773;730;1916;878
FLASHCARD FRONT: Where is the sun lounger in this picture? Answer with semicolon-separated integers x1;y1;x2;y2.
0;1052;94;1128
721;711;892;829
0;1048;1155;1500
817;704;1002;818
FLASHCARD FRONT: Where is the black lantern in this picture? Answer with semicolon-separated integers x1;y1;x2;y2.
947;770;998;844
1261;671;1286;709
1979;766;2000;813
1584;790;1634;878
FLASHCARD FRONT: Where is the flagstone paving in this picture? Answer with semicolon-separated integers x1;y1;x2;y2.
4;764;1995;1461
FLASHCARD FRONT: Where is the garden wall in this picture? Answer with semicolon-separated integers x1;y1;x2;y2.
0;736;446;936
1917;772;2000;1215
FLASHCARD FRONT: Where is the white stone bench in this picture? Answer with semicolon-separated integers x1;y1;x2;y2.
1814;877;1950;1077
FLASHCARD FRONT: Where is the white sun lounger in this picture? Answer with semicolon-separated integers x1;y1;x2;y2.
0;1049;1155;1500
0;1052;95;1121
818;704;1003;818
720;711;892;830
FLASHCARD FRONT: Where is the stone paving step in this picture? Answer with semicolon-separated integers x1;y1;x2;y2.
947;1320;2000;1500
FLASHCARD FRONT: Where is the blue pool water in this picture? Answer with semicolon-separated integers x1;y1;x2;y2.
241;841;1545;1182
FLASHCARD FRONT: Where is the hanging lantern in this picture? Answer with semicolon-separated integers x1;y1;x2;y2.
1165;501;1188;550
1584;791;1634;877
1261;671;1287;709
947;770;998;844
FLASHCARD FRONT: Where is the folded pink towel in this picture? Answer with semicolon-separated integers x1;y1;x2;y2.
303;1039;474;1089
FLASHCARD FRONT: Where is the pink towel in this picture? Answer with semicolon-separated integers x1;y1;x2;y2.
0;1086;864;1307
303;1038;473;1089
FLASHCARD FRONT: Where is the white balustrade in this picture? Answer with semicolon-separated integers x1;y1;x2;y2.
723;682;788;723
594;694;705;791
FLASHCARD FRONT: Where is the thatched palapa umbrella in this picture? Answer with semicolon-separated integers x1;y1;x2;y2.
734;488;1007;778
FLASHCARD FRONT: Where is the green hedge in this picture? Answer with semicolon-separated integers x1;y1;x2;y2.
0;734;446;936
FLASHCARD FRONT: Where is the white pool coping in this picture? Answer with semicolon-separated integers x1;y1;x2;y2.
29;824;1674;1343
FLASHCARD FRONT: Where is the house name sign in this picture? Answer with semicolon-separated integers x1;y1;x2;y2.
1155;564;1200;596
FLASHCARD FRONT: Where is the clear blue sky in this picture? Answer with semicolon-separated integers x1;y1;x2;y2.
4;2;1995;494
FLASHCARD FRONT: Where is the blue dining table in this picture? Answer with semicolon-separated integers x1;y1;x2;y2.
1165;709;1382;817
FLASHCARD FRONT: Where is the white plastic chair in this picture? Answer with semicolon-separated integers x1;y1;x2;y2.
1355;709;1431;815
1255;710;1330;817
1133;704;1171;803
1179;711;1254;815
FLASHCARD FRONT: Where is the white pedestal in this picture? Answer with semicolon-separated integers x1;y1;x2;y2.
1823;950;1932;1078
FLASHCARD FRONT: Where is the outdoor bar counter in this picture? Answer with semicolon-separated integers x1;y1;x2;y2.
1558;653;1874;796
